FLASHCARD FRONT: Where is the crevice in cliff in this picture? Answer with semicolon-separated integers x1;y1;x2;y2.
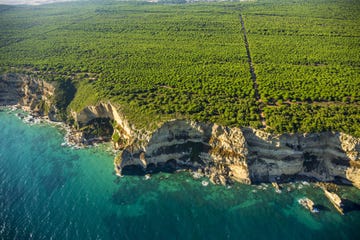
244;128;360;187
80;117;114;144
53;78;76;121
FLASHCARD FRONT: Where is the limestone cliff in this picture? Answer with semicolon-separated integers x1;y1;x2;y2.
114;120;360;188
68;103;251;185
243;129;360;186
70;102;146;147
116;120;250;185
0;73;57;119
2;73;360;188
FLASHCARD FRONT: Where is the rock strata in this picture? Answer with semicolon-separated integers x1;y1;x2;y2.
116;120;251;185
0;73;58;120
114;119;360;188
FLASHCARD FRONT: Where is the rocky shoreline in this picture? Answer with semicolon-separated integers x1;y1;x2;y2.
1;104;86;149
1;73;360;189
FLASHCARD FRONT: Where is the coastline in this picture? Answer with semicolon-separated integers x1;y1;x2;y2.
1;104;87;149
1;112;359;240
0;73;359;189
3;103;360;217
2;100;360;189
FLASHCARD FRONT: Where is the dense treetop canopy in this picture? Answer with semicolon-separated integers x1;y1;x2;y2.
0;0;359;135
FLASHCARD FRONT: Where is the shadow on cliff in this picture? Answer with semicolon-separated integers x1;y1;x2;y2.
53;78;76;121
120;120;212;176
243;129;353;186
121;160;180;176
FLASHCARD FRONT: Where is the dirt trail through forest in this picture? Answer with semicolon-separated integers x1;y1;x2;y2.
239;14;266;128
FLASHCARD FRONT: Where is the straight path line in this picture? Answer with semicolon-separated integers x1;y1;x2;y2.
239;14;266;128
239;14;259;100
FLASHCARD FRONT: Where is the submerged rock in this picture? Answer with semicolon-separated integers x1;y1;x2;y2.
323;189;344;215
272;182;282;193
298;198;318;213
202;180;209;187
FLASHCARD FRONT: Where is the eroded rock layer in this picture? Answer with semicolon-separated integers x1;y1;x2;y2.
243;129;360;186
114;118;360;187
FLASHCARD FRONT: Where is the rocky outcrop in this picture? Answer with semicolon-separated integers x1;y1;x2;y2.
116;120;250;185
70;102;140;147
72;102;130;132
0;73;57;119
208;124;250;184
0;73;24;105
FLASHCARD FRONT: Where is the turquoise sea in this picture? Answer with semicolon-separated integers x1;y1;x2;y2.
1;108;360;240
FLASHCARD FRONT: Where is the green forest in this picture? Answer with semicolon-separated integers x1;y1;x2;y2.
0;0;359;136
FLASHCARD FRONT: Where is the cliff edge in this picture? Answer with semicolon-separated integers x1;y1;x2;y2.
1;73;360;188
68;91;360;188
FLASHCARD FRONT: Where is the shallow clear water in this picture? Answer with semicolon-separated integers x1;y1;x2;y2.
1;108;360;240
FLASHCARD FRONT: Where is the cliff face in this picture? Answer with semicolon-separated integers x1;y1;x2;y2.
114;119;360;187
243;129;360;186
117;120;250;185
70;102;139;147
68;103;251;185
0;73;57;119
2;73;360;188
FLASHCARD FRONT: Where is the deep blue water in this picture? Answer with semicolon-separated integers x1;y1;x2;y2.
1;108;360;240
